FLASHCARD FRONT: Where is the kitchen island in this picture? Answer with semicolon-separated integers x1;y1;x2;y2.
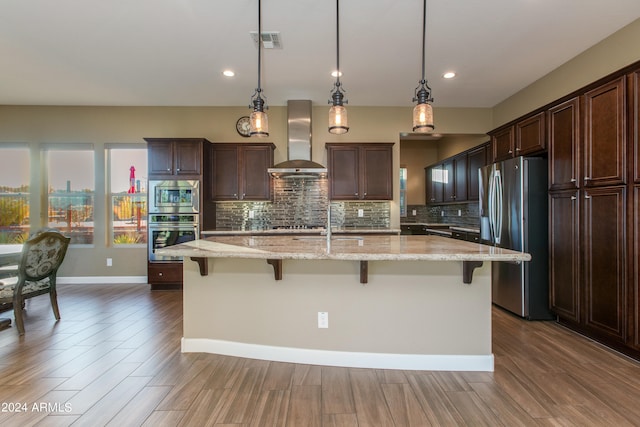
156;234;530;371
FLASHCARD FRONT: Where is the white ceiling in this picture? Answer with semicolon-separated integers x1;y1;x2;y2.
2;0;640;108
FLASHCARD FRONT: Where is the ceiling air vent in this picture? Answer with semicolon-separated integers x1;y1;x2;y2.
250;31;282;49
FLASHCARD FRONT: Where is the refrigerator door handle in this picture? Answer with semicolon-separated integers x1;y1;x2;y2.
494;171;503;245
488;174;496;243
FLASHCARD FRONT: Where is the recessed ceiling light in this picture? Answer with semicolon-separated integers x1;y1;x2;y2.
331;71;343;78
223;70;235;77
443;72;456;79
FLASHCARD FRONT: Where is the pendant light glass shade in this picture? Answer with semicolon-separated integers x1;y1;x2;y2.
249;0;268;137
250;110;269;137
413;92;434;132
328;0;349;134
329;104;348;134
412;0;434;133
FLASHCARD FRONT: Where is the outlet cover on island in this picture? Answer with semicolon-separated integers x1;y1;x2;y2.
248;210;255;219
318;311;329;328
357;209;364;218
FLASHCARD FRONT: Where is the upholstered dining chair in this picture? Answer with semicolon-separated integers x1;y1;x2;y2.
0;229;70;335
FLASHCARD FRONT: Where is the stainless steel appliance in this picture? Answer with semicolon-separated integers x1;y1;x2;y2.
148;213;199;261
148;180;199;213
479;156;553;320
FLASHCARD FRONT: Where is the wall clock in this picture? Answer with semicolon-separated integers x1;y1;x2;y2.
236;116;251;137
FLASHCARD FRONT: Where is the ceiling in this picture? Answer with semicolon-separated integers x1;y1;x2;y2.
2;0;640;109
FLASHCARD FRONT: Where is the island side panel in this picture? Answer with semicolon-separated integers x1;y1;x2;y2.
182;258;491;359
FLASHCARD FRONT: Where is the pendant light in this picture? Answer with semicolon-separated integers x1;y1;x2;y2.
328;0;349;134
249;0;268;137
412;0;434;132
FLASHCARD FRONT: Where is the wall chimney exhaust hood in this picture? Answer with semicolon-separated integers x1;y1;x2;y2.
267;100;328;178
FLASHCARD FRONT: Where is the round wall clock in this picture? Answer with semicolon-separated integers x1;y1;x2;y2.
236;116;251;137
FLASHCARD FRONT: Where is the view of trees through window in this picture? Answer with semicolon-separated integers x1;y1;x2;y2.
110;148;147;245
0;148;30;243
0;146;148;246
47;150;95;244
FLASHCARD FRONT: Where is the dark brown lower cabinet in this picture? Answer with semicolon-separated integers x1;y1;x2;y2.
551;186;628;347
148;262;183;290
633;186;640;350
582;186;627;343
549;190;580;323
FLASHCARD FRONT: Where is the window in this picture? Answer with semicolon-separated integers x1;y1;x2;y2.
47;149;95;245
399;167;407;217
0;147;30;243
108;147;147;245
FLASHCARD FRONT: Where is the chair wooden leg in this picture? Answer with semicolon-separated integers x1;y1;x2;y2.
14;297;25;335
50;290;61;320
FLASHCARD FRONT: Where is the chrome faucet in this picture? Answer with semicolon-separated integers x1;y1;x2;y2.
327;205;332;237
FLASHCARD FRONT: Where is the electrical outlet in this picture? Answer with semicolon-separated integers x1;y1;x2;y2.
412;209;417;216
357;209;364;218
106;258;112;267
318;312;329;328
458;209;462;216
441;211;445;217
248;210;255;219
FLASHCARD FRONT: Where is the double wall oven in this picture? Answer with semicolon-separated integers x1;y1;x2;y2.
148;180;199;261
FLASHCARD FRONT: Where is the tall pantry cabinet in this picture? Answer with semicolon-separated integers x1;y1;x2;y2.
548;68;639;356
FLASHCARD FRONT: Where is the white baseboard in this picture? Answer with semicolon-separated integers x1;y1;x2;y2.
181;338;494;372
57;276;148;285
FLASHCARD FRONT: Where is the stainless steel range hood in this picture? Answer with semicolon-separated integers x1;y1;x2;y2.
267;100;328;178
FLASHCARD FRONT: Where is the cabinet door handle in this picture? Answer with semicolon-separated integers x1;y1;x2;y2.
355;192;358;196
584;176;591;181
585;194;591;199
515;147;521;151
571;196;576;201
176;168;181;172
166;168;171;172
570;178;576;182
233;193;237;199
508;150;513;154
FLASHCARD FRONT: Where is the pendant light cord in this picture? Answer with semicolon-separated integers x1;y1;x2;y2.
257;0;262;92
336;0;340;85
420;0;426;82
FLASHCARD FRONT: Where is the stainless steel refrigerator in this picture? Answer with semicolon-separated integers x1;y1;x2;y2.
479;156;553;320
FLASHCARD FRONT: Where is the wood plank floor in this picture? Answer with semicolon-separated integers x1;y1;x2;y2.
0;283;639;426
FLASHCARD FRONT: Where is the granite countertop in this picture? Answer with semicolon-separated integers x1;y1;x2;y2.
401;223;480;234
202;227;401;236
449;226;480;234
156;234;530;262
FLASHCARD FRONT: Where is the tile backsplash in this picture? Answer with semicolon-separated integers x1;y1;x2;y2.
404;202;480;228
213;177;390;230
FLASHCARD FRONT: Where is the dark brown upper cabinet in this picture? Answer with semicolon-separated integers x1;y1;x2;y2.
146;138;206;178
425;142;489;204
442;154;467;202
326;143;394;200
583;76;627;187
206;143;275;201
425;164;444;204
491;126;515;162
548;97;580;191
467;143;490;200
633;70;640;184
490;112;546;163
